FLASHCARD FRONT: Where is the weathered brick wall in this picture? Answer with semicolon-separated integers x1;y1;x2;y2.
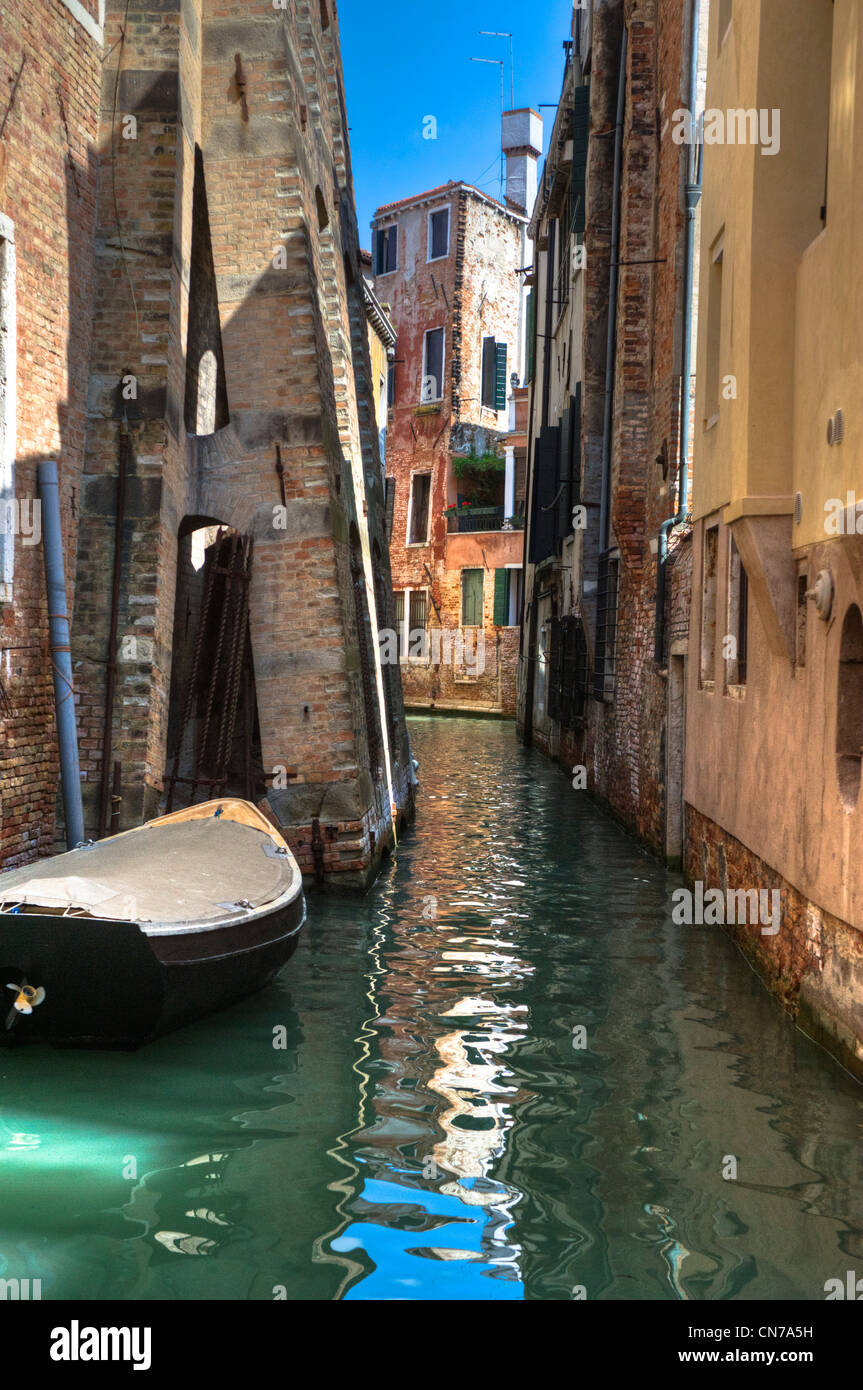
376;186;525;717
584;0;688;853
0;0;101;868
63;0;411;883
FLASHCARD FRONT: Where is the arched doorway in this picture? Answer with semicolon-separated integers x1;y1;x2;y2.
164;519;265;810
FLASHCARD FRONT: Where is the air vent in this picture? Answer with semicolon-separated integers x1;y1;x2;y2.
827;409;845;446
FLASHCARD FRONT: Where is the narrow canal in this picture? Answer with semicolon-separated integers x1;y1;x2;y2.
1;717;862;1301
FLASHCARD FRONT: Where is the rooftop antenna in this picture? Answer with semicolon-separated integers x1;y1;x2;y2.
479;30;514;108
470;57;505;197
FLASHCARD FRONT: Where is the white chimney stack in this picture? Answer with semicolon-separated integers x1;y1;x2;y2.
501;108;543;216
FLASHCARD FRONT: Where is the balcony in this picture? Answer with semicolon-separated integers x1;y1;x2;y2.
444;505;525;534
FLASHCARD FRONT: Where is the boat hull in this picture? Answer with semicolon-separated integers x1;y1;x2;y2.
0;891;305;1049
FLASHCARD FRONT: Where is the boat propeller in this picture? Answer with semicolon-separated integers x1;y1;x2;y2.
5;980;46;1032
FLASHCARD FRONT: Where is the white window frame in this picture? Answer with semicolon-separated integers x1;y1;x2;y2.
0;215;17;605
421;326;445;403
405;471;432;547
427;205;451;263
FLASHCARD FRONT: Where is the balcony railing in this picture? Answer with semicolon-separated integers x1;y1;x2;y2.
445;506;525;534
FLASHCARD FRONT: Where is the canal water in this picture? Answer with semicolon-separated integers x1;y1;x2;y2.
1;716;862;1301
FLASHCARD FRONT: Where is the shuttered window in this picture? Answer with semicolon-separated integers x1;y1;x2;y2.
408;474;431;544
461;569;484;627
481;338;508;410
429;208;449;260
493;568;510;627
422;328;444;402
375;225;398;275
409;588;427;635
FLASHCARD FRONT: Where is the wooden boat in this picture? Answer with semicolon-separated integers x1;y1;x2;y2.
0;800;305;1049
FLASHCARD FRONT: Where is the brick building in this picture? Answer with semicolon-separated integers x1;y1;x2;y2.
1;0;413;887
0;0;103;870
371;115;540;718
518;0;702;864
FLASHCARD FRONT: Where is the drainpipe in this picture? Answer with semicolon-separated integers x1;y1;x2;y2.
37;460;85;850
99;413;130;838
655;0;702;664
598;24;627;556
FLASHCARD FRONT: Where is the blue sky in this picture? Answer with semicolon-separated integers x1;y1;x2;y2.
338;0;575;246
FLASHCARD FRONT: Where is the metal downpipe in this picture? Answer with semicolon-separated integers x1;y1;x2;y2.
37;459;85;850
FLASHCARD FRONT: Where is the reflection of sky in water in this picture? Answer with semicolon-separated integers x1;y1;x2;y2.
332;1178;523;1300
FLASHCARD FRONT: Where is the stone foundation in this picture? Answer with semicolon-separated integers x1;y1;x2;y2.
686;807;863;1081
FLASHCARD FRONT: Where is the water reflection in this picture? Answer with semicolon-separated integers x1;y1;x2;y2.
0;717;862;1300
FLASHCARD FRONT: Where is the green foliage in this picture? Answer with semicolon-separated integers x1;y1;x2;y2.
452;450;504;480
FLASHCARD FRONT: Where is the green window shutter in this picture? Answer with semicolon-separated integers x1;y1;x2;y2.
494;341;508;411
462;568;484;626
493;568;510;626
572;83;590;235
526;290;536;384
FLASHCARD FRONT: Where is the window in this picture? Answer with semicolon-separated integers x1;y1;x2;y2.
592;552;619;701
387;361;396;408
508;566;523;626
836;605;863;808
315;186;329;230
407;473;431;545
408;589;428;660
704;236;723;426
196;349;217;435
700;525;719;685
394;589;406;659
0;218;16;604
462;568;484;627
422;327;445;402
493;567;522;626
796;566;808;669
375;224;397;276
481;337;508;411
428;207;450;261
726;535;748;687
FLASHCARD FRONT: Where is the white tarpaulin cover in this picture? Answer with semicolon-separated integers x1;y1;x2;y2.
0;818;297;925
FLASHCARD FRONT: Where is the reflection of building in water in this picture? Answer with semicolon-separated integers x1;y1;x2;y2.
317;897;535;1295
429;994;530;1188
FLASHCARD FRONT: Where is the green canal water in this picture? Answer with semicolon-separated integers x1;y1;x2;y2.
1;716;862;1301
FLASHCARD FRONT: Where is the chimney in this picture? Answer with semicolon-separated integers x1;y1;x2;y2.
501;108;542;215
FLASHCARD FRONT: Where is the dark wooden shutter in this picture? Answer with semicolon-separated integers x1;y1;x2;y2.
493;568;510;626
528;424;560;565
572;84;590;235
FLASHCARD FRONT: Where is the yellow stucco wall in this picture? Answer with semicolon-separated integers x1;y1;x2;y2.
693;0;845;542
